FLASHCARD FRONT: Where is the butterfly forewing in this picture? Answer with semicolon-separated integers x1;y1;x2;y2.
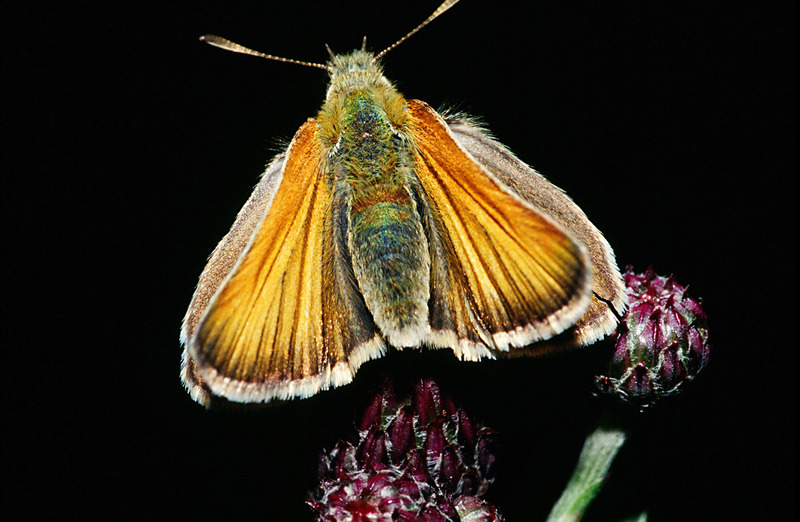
187;121;383;402
445;116;627;349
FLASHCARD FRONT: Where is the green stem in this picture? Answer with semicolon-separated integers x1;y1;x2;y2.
546;421;628;522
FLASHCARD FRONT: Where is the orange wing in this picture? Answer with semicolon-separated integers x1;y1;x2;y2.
406;100;592;358
445;115;627;352
186;121;383;403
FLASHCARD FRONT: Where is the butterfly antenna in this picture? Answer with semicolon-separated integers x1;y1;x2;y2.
376;0;460;60
200;35;329;70
324;43;336;61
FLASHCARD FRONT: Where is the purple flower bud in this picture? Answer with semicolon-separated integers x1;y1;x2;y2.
596;267;711;408
309;379;502;520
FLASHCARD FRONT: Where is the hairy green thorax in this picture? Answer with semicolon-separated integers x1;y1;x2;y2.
317;50;431;348
317;50;408;148
339;92;403;186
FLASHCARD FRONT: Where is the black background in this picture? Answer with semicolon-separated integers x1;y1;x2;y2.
4;1;795;520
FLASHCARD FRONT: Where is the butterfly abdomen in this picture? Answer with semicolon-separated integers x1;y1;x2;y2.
331;90;431;348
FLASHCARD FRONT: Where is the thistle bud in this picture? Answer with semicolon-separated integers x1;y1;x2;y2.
309;379;503;520
596;267;710;408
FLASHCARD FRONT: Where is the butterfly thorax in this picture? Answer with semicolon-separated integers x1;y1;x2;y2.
317;50;407;149
316;51;431;349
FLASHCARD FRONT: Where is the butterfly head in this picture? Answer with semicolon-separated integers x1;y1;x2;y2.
324;50;395;98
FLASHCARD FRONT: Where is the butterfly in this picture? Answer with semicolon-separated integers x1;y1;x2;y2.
180;0;626;406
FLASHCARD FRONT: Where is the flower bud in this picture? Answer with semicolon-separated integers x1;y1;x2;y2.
309;379;503;520
596;267;710;408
